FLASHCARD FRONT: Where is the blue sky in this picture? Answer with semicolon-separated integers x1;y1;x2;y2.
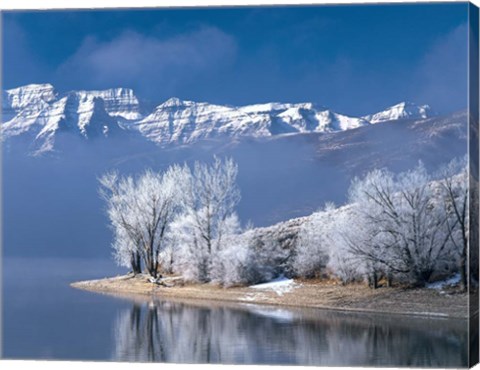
2;3;469;115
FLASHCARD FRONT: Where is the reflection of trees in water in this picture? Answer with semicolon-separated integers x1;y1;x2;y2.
113;300;468;367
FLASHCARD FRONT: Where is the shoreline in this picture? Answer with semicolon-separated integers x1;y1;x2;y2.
71;274;469;319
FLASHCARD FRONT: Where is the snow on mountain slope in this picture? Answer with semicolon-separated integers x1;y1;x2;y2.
364;102;431;124
238;102;293;114
3;84;57;113
35;94;114;138
1;83;436;154
2;84;58;136
32;92;120;154
135;98;277;145
76;88;144;120
3;89;121;154
277;107;369;132
137;99;371;145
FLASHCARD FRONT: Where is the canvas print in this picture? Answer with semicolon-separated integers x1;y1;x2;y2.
1;2;479;367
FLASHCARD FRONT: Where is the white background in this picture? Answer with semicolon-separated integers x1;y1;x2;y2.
0;0;479;370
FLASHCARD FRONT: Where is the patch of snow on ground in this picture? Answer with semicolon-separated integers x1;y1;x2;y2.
249;276;298;296
426;273;461;290
240;294;259;302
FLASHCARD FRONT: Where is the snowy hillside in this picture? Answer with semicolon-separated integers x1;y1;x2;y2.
1;83;435;155
363;102;431;124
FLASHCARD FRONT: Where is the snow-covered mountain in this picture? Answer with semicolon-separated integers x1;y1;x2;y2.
32;92;120;154
2;84;58;134
363;102;431;124
136;99;377;145
76;88;144;120
2;85;124;154
1;83;435;155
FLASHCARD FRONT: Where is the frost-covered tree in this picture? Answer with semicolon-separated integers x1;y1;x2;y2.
111;226;142;274
246;232;291;283
209;229;291;287
99;172;143;274
438;157;469;290
171;157;241;283
157;240;177;275
134;168;188;278
100;166;188;278
347;162;455;287
210;231;253;287
328;206;372;285
173;213;241;283
293;206;333;278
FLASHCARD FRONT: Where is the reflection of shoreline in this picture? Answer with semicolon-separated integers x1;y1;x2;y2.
112;298;468;366
71;274;469;319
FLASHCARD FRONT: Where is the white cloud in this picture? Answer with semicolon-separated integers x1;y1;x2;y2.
56;26;237;97
414;23;468;112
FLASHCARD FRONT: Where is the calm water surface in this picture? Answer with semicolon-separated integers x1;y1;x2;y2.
2;257;469;366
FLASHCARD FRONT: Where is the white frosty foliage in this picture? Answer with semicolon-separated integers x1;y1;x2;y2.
99;152;467;289
293;207;332;278
292;158;467;288
170;157;242;283
100;165;189;277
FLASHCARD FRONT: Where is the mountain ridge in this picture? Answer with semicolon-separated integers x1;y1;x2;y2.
2;83;435;155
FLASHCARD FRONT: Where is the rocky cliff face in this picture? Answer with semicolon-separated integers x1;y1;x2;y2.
76;88;144;120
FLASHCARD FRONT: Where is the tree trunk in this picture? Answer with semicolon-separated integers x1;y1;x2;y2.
372;271;378;289
368;271;378;289
460;254;468;292
387;273;393;287
135;253;141;274
131;252;142;275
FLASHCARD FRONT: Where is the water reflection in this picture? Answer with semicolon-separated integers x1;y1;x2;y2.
112;298;468;367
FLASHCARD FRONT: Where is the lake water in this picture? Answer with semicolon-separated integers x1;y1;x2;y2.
2;257;469;366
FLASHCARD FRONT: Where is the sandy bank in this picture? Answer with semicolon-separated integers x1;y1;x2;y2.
71;274;469;319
